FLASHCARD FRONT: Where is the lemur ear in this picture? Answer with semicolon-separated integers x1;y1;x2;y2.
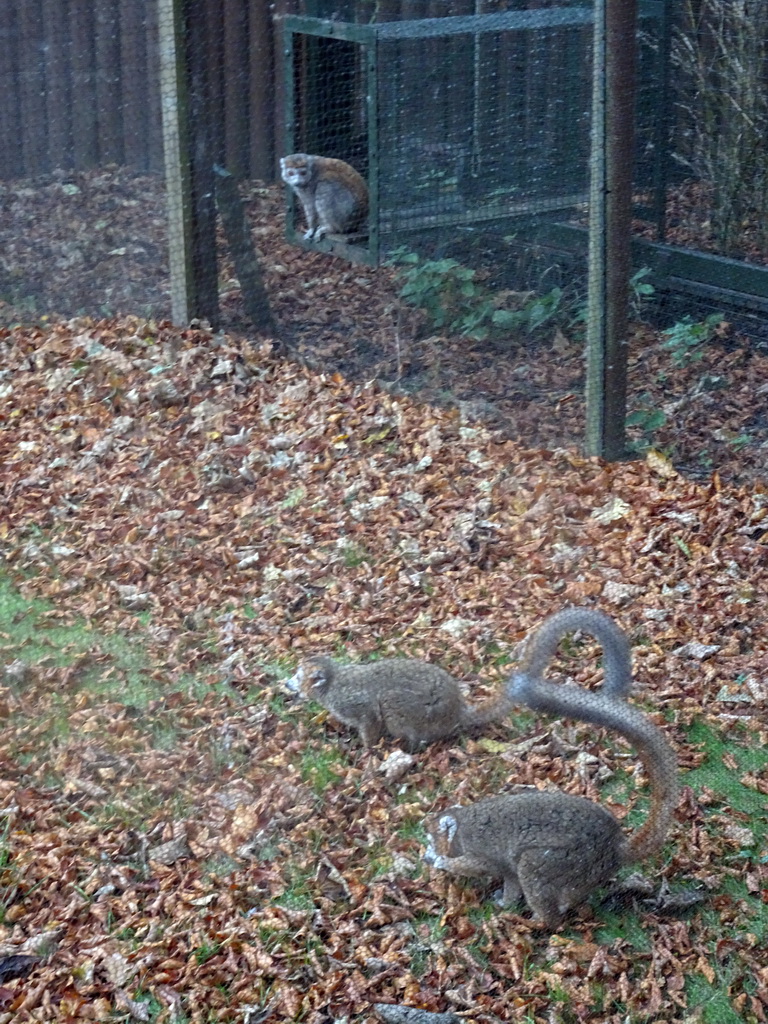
302;658;334;694
437;814;458;843
284;665;305;694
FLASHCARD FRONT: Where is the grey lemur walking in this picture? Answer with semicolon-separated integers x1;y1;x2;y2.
286;655;508;751
286;607;633;750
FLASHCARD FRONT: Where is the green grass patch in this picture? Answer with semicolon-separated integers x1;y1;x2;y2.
603;718;766;854
694;875;768;943
408;912;448;978
193;939;223;965
686;972;750;1024
0;570;224;711
340;543;372;568
275;866;317;913
0;820;21;925
684;720;767;820
594;909;653;951
394;815;427;845
0;577;97;668
265;689;295;720
0;568;244;832
0;572;151;704
299;746;345;795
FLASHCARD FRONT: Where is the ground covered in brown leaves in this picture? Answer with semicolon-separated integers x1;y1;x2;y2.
0;314;767;1022
2;169;768;486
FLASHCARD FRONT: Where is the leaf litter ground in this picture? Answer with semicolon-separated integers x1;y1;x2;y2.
2;170;768;485
1;319;767;1023
0;176;767;1023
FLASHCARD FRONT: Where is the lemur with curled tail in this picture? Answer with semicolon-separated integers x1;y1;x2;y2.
423;608;680;929
286;607;633;750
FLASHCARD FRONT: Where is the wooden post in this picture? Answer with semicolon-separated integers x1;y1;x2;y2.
145;0;165;173
585;0;635;459
43;0;74;172
158;0;220;327
0;4;22;179
120;0;149;170
223;0;249;177
95;0;124;165
19;0;49;174
249;0;275;180
70;0;99;169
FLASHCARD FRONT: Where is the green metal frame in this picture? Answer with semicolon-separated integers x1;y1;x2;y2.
283;14;379;265
280;0;768;319
532;220;768;313
282;4;664;266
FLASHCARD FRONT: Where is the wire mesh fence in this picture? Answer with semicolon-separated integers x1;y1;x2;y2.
0;0;767;476
282;1;665;273
0;1;167;320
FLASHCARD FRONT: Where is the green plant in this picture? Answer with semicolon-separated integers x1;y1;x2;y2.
280;485;306;510
407;913;448;978
387;247;562;341
388;249;482;332
727;432;753;451
660;312;726;366
595;910;652;951
194;939;223;965
394;817;427;843
626;402;668;450
340;542;371;568
129;990;166;1020
629;266;655;318
276;865;317;912
266;689;294;719
0;821;20;925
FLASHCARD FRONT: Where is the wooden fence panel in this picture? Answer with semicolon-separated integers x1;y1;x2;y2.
19;0;49;175
70;0;99;169
0;0;295;182
95;0;124;165
145;0;165;172
204;0;226;166
0;5;22;179
121;0;149;169
43;0;74;172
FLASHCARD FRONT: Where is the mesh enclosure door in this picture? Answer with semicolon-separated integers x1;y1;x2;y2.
375;9;595;249
281;3;665;275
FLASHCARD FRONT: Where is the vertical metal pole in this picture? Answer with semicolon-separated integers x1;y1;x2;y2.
653;0;672;241
366;33;379;263
586;0;635;459
159;0;220;328
585;0;607;456
603;0;635;458
159;0;195;324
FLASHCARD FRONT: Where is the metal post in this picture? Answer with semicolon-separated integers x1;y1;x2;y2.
585;0;635;459
159;0;220;328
